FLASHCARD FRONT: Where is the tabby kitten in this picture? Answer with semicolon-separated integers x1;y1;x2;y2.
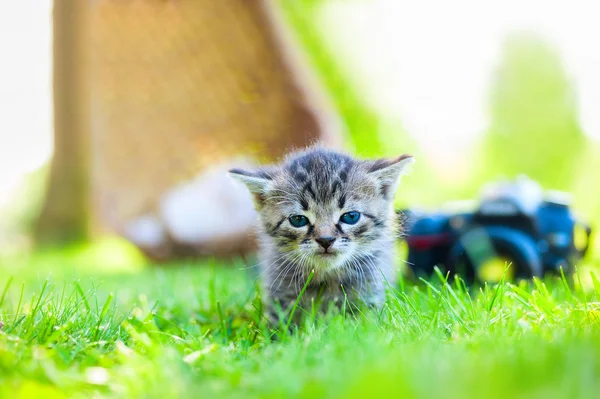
229;147;414;320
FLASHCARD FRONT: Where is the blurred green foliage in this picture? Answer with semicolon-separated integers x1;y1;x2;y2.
283;5;597;222
278;0;437;210
277;1;428;159
476;32;586;191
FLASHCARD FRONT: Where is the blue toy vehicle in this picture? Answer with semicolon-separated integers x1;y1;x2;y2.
400;177;592;283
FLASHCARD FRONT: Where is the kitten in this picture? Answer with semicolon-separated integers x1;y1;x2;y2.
229;147;414;321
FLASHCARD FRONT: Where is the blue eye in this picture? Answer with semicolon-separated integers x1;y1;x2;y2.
340;211;360;225
289;215;309;228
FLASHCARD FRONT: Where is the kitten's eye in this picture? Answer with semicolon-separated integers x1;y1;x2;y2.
340;211;361;225
288;215;309;228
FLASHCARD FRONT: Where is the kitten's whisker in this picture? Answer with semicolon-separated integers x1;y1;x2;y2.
271;251;303;293
269;261;294;293
254;252;290;281
293;253;309;290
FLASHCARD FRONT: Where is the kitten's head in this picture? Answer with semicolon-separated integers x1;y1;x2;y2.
229;148;414;272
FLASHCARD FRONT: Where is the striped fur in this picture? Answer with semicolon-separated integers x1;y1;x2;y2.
230;147;413;321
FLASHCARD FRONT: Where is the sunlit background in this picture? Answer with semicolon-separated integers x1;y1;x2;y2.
2;3;600;397
0;0;599;257
0;1;52;208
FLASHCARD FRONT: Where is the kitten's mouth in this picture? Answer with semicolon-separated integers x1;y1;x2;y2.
317;250;339;257
310;249;348;269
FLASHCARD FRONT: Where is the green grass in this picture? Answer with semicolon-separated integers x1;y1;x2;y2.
1;244;600;399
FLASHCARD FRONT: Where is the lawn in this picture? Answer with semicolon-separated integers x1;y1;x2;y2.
1;241;600;399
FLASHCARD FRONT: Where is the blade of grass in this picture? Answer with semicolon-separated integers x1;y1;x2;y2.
285;270;315;331
0;276;13;309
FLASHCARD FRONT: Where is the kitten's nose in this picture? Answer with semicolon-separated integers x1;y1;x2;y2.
316;236;336;250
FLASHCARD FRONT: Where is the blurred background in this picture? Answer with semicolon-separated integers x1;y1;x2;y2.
0;0;598;268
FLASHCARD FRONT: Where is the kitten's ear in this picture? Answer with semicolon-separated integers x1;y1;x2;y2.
228;168;273;205
365;154;414;198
